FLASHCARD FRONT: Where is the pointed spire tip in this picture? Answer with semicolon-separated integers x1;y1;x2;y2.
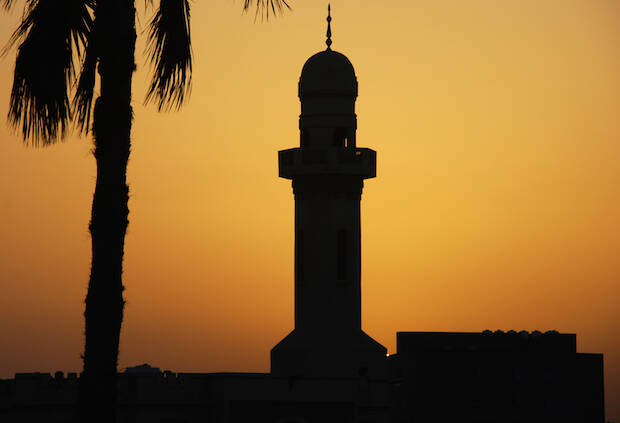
326;4;332;50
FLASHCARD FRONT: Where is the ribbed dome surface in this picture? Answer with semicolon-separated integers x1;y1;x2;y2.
299;50;358;98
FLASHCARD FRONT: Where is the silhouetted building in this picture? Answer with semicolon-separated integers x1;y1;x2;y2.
389;331;604;423
0;9;605;423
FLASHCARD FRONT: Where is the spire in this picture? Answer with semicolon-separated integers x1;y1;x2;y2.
326;4;332;50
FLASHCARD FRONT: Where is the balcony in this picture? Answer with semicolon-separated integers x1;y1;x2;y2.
279;147;376;179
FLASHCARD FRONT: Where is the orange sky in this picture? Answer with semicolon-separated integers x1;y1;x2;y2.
1;0;619;420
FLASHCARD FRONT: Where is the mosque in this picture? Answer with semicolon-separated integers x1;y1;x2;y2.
0;9;605;423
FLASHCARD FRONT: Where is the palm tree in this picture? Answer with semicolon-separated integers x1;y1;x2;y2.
3;0;289;422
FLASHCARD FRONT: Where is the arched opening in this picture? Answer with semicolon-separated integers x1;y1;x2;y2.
300;128;310;147
296;230;304;282
333;127;348;147
337;229;347;280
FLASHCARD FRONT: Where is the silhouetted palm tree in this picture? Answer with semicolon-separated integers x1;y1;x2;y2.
3;0;289;422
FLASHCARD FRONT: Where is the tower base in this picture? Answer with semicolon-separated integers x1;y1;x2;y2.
271;329;387;379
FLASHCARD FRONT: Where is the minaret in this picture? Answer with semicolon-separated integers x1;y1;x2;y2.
271;6;387;378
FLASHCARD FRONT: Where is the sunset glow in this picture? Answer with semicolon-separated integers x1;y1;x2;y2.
0;1;618;420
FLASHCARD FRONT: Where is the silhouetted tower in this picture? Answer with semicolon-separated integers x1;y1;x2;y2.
271;6;387;378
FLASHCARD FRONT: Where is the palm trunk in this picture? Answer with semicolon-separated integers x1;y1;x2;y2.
78;1;136;422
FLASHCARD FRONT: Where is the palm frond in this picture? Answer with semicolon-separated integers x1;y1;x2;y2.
73;26;98;134
1;0;22;11
243;0;291;21
6;0;93;145
145;0;192;111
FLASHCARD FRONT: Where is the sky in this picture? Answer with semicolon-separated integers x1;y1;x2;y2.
0;0;619;420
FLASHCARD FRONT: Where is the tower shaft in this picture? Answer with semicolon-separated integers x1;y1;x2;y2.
294;175;363;334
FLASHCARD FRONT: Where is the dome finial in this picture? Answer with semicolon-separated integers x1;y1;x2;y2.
326;4;332;50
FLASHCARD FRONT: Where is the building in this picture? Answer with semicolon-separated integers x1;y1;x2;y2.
0;9;605;423
389;331;605;423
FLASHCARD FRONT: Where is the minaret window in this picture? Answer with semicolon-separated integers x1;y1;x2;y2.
333;128;348;148
301;128;310;147
296;230;304;281
337;229;347;280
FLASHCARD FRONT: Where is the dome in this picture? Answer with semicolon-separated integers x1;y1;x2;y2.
299;49;358;98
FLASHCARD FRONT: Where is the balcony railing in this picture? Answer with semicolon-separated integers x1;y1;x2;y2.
279;147;376;179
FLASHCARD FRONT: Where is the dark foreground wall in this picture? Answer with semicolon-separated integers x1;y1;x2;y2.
0;331;604;423
0;370;390;423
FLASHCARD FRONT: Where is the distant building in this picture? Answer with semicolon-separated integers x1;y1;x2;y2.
389;331;604;423
0;10;605;423
124;364;161;374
